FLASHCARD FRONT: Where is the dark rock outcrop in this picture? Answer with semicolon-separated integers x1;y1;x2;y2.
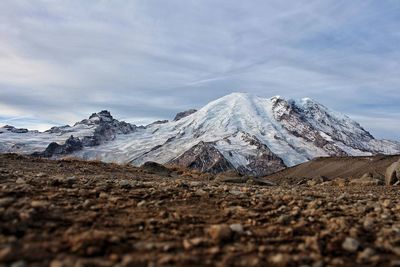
173;109;197;121
77;110;137;136
2;125;29;133
33;135;83;158
146;120;169;127
33;110;138;157
236;133;286;176
44;125;71;134
271;98;347;156
168;141;234;174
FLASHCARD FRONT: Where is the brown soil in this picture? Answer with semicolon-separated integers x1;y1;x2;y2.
1;154;400;267
265;155;400;185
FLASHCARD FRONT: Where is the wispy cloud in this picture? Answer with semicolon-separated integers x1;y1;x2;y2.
0;0;399;139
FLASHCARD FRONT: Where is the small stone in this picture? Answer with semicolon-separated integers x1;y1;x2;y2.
207;224;233;242
363;217;374;231
16;178;25;184
342;237;360;252
183;237;203;250
195;189;208;197
277;215;291;225
118;180;132;189
229;190;242;196
229;223;244;234
30;200;49;209
382;199;392;208
99;192;108;199
357;248;375;262
137;200;146;207
270;253;288;264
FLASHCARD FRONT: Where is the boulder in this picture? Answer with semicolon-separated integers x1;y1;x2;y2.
385;160;400;185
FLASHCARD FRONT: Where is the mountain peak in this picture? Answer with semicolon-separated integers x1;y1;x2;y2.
89;110;114;122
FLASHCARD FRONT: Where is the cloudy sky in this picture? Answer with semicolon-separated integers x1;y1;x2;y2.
0;0;399;139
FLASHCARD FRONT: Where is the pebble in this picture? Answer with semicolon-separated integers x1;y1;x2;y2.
195;189;208;197
363;217;374;231
99;192;108;199
183;237;204;250
118;180;132;189
207;224;233;242
30;200;49;209
16;178;25;184
270;253;288;264
137;200;146;207
382;199;392;208
357;247;375;262
277;215;291;225
229;223;244;234
342;237;360;252
229;190;242;196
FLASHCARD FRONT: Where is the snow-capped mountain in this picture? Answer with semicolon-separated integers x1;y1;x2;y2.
1;93;399;176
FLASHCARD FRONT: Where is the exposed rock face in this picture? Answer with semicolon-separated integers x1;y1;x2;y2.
173;109;197;121
2;125;29;133
44;125;71;134
385;160;400;185
146;120;169;127
271;97;347;156
236;133;286;176
168;141;235;173
33;135;83;158
77;110;137;136
38;111;137;156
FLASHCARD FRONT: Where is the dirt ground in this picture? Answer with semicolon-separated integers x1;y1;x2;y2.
1;154;400;267
266;155;400;185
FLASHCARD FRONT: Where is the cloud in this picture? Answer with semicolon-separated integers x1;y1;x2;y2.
0;0;399;139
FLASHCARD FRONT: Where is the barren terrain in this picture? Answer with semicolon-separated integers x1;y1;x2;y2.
1;154;400;267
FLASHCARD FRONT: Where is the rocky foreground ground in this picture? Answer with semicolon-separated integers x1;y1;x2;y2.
1;154;400;267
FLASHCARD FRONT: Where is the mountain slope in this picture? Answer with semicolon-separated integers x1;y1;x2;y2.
1;93;399;176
